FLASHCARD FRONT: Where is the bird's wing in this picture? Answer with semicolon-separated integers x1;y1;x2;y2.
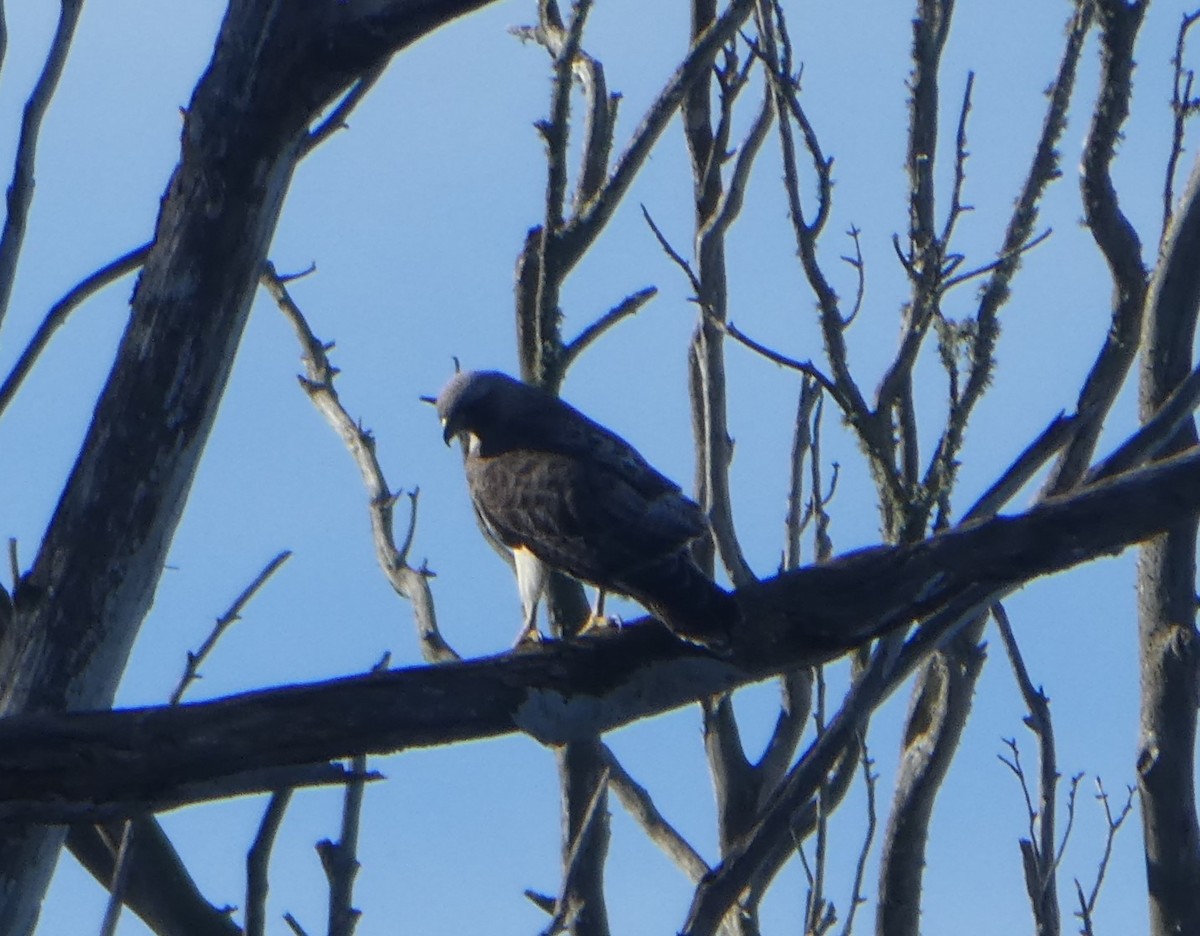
504;397;688;505
466;449;704;588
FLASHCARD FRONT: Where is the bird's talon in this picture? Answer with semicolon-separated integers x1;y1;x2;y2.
511;626;544;650
576;614;617;637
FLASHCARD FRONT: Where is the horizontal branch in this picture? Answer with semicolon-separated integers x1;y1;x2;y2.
4;446;1200;820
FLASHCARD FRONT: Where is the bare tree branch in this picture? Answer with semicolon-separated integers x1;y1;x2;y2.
1074;778;1136;932
171;551;293;705
5;447;1200;824
0;241;151;420
757;1;875;464
66;817;239;936
555;0;757;275
320;756;367;936
1163;11;1200;241
246;790;292;936
1045;0;1145;493
995;604;1062;936
0;6;500;927
1135;90;1200;936
601;745;710;884
561;286;657;369
263;263;455;664
0;0;83;332
96;821;134;936
304;63;387;155
838;744;876;936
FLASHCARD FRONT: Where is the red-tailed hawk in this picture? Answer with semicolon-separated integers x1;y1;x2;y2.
434;370;738;650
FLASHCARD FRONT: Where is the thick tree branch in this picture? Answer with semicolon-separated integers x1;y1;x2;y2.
1047;0;1146;493
66;817;239;936
0;3;500;932
3;447;1200;821
1136;141;1200;936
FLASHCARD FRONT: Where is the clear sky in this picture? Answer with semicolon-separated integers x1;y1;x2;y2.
0;1;1192;933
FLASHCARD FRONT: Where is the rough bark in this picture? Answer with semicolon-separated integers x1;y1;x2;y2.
0;2;494;932
3;448;1200;823
1137;158;1200;936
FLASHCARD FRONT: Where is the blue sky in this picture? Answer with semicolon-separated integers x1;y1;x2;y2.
0;1;1192;933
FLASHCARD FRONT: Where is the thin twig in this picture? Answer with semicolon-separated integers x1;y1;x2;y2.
320;756;365;936
840;227;866;326
838;744;876;936
938;72;976;250
304;63;387;154
1163;12;1200;240
0;0;84;331
809;393;835;563
702;74;775;244
804;666;831;935
718;317;841;400
517;0;614;209
1074;779;1136;930
561;285;657;368
938;228;1051;293
320;656;388;936
641;204;701;294
171;550;293;705
783;377;822;571
953;0;1094;494
0;241;151;420
541;0;593;234
756;0;881;498
96;821;134;936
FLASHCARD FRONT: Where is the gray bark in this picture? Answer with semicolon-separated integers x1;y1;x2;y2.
5;449;1200;824
1137;158;1200;936
0;2;493;931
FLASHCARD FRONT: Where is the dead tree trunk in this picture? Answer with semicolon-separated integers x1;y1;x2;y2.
0;3;493;931
1137;160;1200;936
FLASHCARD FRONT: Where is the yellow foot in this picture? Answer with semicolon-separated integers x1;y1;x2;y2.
576;614;619;637
511;624;545;650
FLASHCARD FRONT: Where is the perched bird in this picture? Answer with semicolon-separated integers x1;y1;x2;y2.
433;370;739;650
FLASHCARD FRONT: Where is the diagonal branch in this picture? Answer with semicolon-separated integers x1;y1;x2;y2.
263;264;455;664
554;0;757;275
0;241;151;420
8;445;1200;822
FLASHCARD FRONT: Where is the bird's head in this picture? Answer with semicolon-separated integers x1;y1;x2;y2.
432;370;520;447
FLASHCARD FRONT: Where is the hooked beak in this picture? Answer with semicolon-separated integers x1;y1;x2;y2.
420;394;454;446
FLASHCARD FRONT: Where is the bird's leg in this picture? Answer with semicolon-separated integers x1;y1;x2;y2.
512;547;548;648
576;589;615;636
512;611;543;647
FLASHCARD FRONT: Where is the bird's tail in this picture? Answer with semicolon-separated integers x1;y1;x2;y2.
620;555;740;652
